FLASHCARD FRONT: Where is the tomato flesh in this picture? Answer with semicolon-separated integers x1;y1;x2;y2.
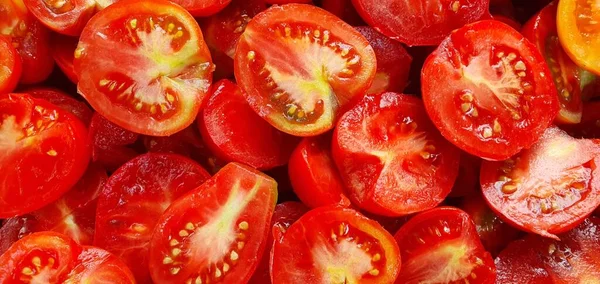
481;127;600;239
75;0;214;136
0;35;22;94
234;4;376;136
172;0;231;17
23;0;116;35
26;87;93;125
557;0;600;75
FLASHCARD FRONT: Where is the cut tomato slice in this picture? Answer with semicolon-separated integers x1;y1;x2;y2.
0;93;90;218
272;207;400;283
23;0;116;35
74;0;214;136
234;3;376;136
481;126;600;239
94;153;210;282
172;0;231;17
50;33;79;83
352;0;491;46
422;20;559;161
199;79;300;170
0;35;22;94
394;207;496;283
333;92;460;216
148;163;278;283
557;0;600;75
26;87;93;125
65;246;136;283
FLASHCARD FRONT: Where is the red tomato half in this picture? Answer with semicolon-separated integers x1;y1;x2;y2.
149;163;278;283
94;153;210;282
0;93;90;218
23;0;116;35
481;127;600;239
88;112;140;171
50;33;79;83
272;207;400;283
288;133;350;208
352;0;491;46
199;80;300;170
561;101;600;139
522;1;585;124
26;87;93;124
235;4;377;136
394;207;496;283
496;217;600;283
172;0;231;17
66;246;136;283
0;35;22;94
0;0;54;84
333;92;460;216
422;20;559;160
354;26;412;95
75;0;214;136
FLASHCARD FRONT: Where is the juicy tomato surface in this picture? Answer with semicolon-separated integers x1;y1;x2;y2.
557;0;600;75
394;207;496;283
75;0;214;136
235;3;376;136
26;87;93;124
172;0;231;17
422;20;559;161
333;92;460;216
88;112;140;171
50;33;79;83
94;153;210;282
0;93;90;218
23;0;115;35
66;246;136;283
481;127;600;239
149;163;278;284
288;133;351;208
199;79;300;170
0;35;22;94
272;206;400;283
0;0;54;84
352;0;491;46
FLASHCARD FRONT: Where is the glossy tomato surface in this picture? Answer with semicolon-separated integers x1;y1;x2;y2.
481;127;600;239
557;0;600;75
0;93;90;218
333;92;460;216
23;0;116;35
172;0;231;16
94;153;210;282
75;0;214;136
0;35;21;94
26;87;93;124
149;163;278;284
50;33;79;83
235;4;376;136
88;112;140;171
422;20;559;161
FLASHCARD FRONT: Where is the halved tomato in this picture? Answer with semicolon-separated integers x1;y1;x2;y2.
422;20;559;161
522;1;587;124
321;0;365;26
0;164;106;255
0;0;54;84
50;33;79;83
352;0;491;46
354;26;412;95
332;92;460;216
74;0;214;136
26;87;93;125
394;207;495;283
148;162;278;283
561;101;600;139
0;35;21;94
496;217;600;283
0;93;90;218
88;113;141;172
557;0;600;75
65;246;136;283
94;153;210;282
272;207;400;283
199;79;300;170
481;126;600;239
288;133;351;208
172;0;231;17
234;4;376;136
23;0;116;35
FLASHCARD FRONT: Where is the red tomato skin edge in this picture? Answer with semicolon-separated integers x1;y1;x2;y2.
0;36;22;94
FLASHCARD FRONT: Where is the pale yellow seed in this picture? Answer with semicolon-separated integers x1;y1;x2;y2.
47;150;58;157
185;222;195;230
548;243;556;254
496;51;505;58
167;23;175;32
518;71;526;77
230;250;239;261
150;105;157;114
237;242;245;250
223;263;230;273
482;127;493;138
502;184;517;194
287;105;298;115
313;30;320;38
451;1;460;12
372;253;381;262
170;239;179;246
135;103;143;111
99;79;110;87
172;248;182;256
514;61;526;71
195;277;202;284
179;230;189;237
507;53;517;61
461;93;473;102
129;19;137;29
461;103;471;113
163;257;173;264
22;267;33;276
247;51;256;60
348;56;360;65
174;31;184;38
420;152;431;159
160;104;168;114
341;68;353;75
493;119;501;133
166;94;175;103
369;269;380;276
285;27;291;37
32;257;41;267
74;47;84;59
323;31;330;43
238;221;249;230
215;268;222;278
341;48;349;56
171;267;181;275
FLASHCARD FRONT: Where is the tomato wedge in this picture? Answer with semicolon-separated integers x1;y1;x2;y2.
23;0;116;35
234;4;376;136
394;207;496;283
75;0;214;136
27;87;93;125
50;34;79;83
481;127;600;239
557;0;600;75
149;163;278;283
422;20;559;161
199;79;300;170
0;93;90;218
352;0;491;46
333;92;460;216
0;35;21;94
94;153;210;282
272;207;400;283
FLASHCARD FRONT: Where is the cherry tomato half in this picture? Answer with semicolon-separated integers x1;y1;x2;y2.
0;35;22;94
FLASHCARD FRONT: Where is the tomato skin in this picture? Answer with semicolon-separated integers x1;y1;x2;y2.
0;93;90;218
0;35;22;94
288;133;351;208
422;20;560;161
88;113;140;172
199;79;300;170
272;206;400;284
481;127;600;239
94;153;210;283
66;246;136;283
394;207;496;283
172;0;232;17
321;0;364;26
26;87;93;125
50;33;79;83
333;92;460;216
